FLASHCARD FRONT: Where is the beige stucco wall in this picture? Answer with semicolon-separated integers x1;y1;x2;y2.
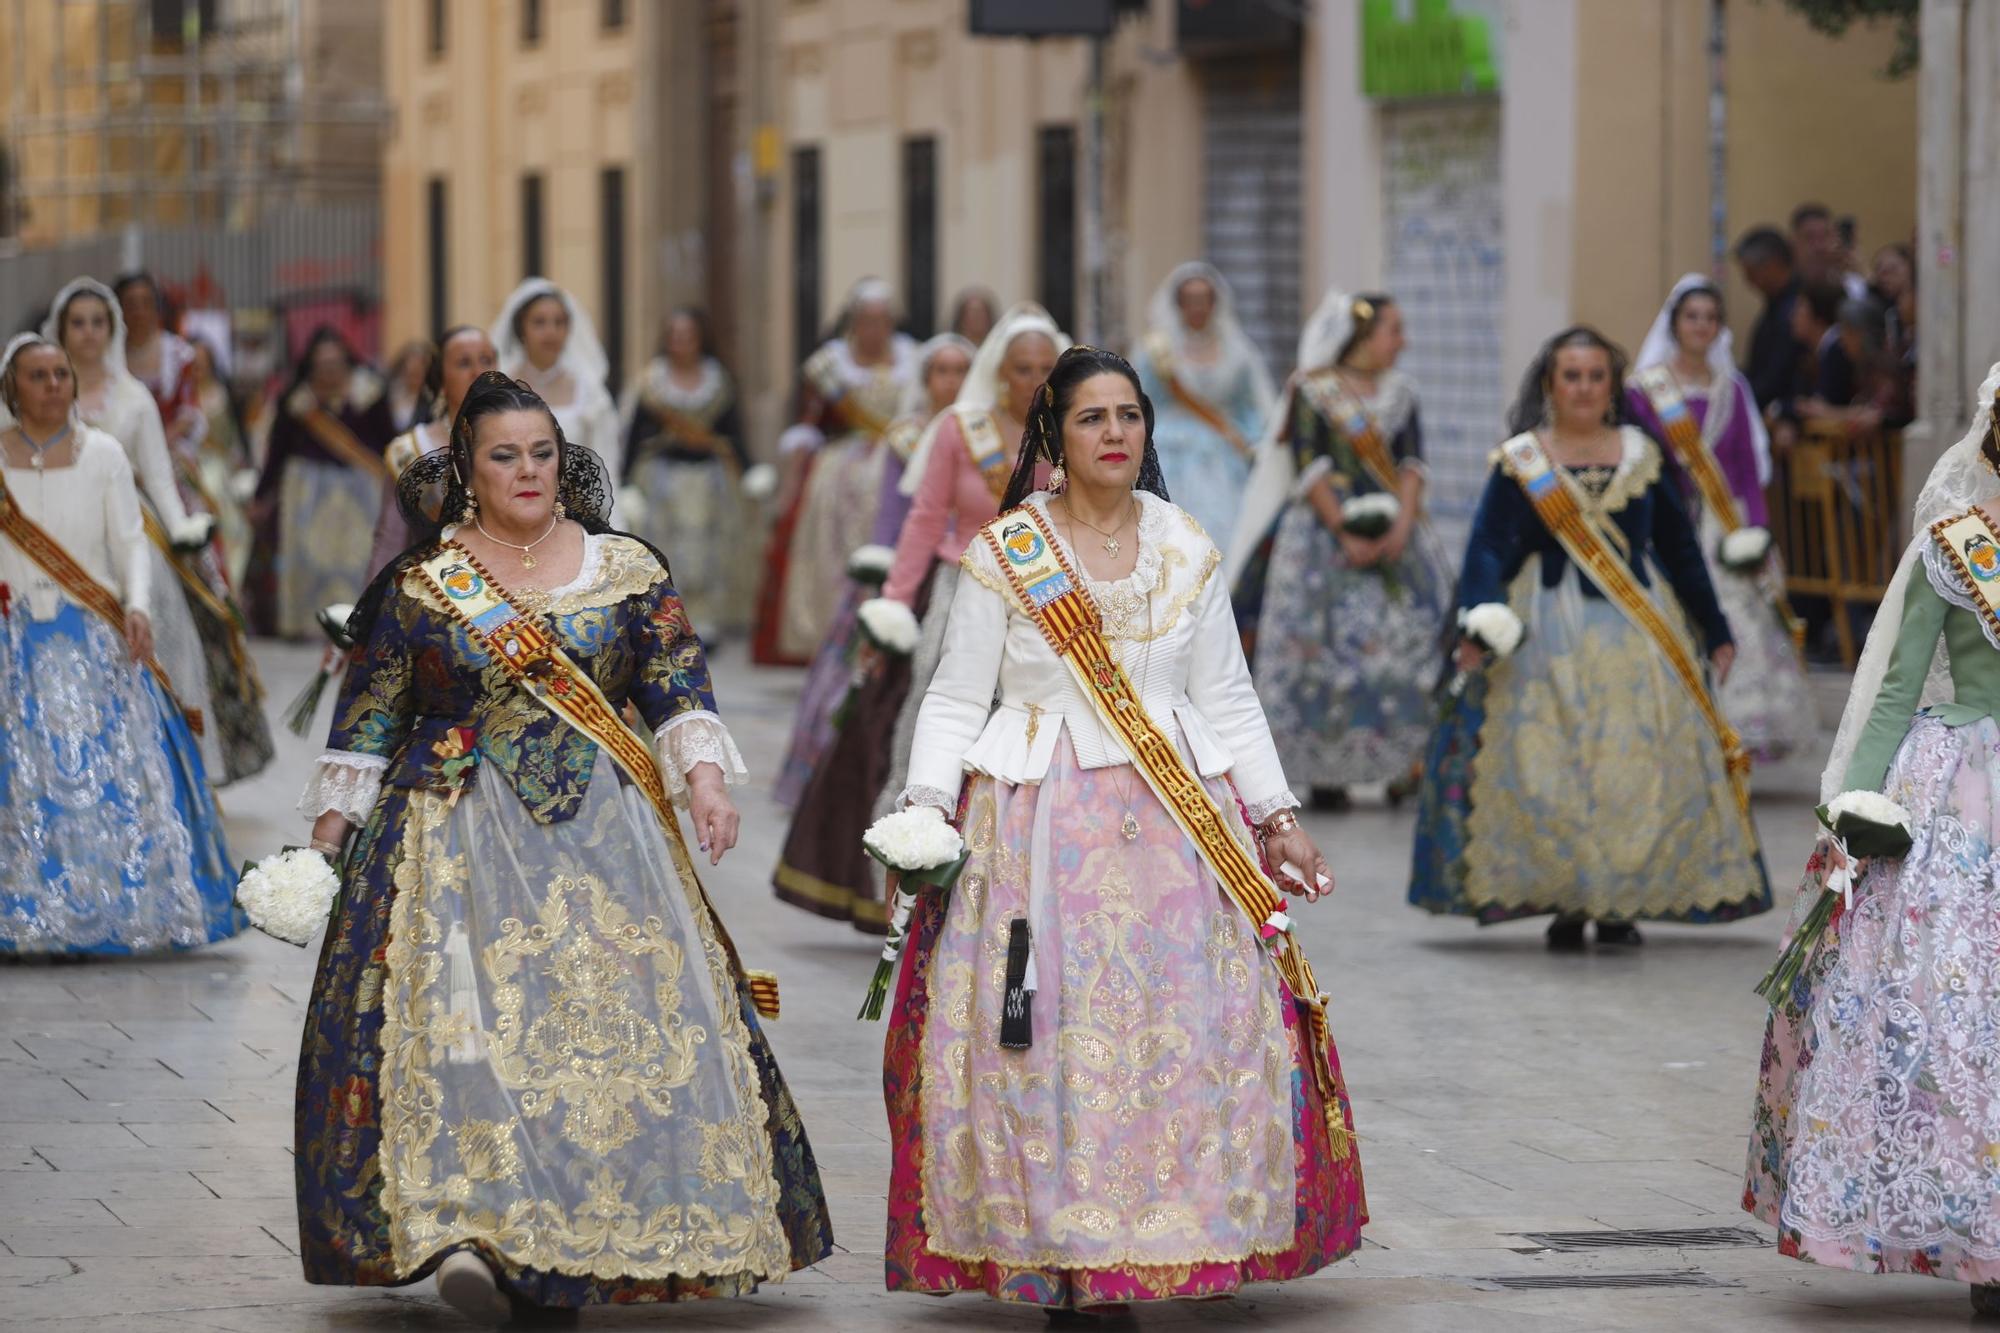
1719;4;1918;340
766;0;1205;386
1568;0;1712;353
380;0;647;373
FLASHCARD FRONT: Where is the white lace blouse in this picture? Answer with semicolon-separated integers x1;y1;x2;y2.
0;428;151;619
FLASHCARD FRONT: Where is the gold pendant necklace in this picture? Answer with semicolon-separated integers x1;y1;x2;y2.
1063;495;1136;558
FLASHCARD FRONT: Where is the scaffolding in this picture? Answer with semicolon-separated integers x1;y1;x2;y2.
1;0;388;248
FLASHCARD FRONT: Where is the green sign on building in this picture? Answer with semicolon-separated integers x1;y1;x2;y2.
1361;0;1501;100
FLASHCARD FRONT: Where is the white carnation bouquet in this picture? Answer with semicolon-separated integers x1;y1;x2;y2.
1442;603;1526;714
1719;526;1774;574
857;807;970;1020
227;468;261;504
741;462;779;502
235;848;342;947
846;544;896;586
1754;790;1914;1004
856;596;920;656
1340;492;1401;539
167;513;217;553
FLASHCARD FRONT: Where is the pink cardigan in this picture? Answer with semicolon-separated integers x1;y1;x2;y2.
884;412;1044;605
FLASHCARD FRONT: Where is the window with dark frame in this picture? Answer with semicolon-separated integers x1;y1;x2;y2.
1036;124;1078;336
426;176;449;339
600;166;628;395
522;0;542;46
902;136;939;338
427;0;446;58
792;145;823;368
521;173;544;278
603;0;626;30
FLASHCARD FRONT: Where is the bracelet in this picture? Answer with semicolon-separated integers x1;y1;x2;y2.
1259;809;1300;837
309;838;343;857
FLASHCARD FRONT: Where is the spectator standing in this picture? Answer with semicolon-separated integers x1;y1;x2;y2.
1734;227;1804;423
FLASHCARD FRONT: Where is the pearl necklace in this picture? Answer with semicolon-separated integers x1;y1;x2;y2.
475;514;561;569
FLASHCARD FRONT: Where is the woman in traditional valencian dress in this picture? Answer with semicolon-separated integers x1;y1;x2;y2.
249;328;397;639
620;308;749;643
0;335;237;956
1745;369;2000;1316
1409;328;1770;947
295;373;831;1324
114;272;207;458
772;308;1061;926
1626;275;1815;763
771;331;975;808
368;326;498;579
752;279;918;665
1133;261;1273;552
492;278;623;481
886;346;1365;1310
46;279;273;787
1231;288;1452;809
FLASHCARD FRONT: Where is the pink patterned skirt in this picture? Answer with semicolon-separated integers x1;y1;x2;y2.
882;738;1366;1307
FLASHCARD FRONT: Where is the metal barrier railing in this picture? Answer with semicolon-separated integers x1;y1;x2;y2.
1770;421;1904;669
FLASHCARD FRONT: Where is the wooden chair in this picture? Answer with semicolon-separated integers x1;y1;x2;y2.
1769;421;1903;669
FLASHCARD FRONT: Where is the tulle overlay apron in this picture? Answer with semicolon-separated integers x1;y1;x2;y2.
1697;504;1817;762
0;603;238;954
883;735;1366;1306
1747;713;2000;1283
296;751;832;1305
1410;558;1772;922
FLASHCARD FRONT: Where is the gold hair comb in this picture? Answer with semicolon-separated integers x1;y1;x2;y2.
1352;299;1375;323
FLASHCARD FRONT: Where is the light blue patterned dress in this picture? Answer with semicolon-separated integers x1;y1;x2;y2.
0;439;237;955
1134;335;1272;554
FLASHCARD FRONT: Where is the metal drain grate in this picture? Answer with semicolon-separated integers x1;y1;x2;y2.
1476;1271;1736;1291
1514;1226;1768;1253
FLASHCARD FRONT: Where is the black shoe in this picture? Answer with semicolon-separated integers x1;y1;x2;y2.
1972;1284;2000;1318
1595;921;1644;947
1546;916;1586;951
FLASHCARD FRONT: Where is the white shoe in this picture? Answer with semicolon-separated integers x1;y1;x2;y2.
436;1251;513;1325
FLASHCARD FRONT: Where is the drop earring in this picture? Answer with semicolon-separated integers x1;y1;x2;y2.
554;498;568;521
456;489;478;525
1048;463;1068;494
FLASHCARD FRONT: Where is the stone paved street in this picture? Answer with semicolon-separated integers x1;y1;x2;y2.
0;643;1974;1330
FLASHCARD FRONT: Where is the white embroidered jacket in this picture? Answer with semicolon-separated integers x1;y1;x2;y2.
902;491;1299;823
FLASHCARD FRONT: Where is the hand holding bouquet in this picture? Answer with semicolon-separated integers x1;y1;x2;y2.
235;848;342;947
1719;526;1774;574
857;808;970;1020
1339;493;1401;540
846;544;896;588
1754;791;1913;1004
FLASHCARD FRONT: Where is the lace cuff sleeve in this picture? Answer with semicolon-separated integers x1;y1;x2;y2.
654;711;749;807
896;783;959;815
299;751;388;824
1244;789;1302;828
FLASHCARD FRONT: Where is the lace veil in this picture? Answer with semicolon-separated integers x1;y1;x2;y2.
1821;360;2000;799
489;278;610;387
899;302;1069;497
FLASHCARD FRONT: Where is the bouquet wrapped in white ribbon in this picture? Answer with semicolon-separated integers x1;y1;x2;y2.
1340;492;1401;539
283;603;358;736
1461;602;1525;658
1719;526;1774;574
846;544;896;586
857;808;970;1020
235;848;341;947
1754;790;1914;1004
168;513;217;553
741;463;779;502
856;596;920;656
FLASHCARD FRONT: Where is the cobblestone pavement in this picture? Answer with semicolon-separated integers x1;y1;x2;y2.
0;645;1970;1330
